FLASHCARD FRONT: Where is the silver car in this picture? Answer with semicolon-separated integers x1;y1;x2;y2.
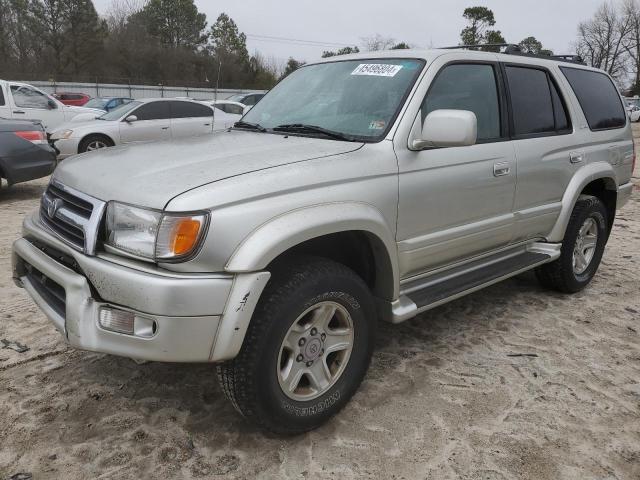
12;48;635;434
50;98;236;159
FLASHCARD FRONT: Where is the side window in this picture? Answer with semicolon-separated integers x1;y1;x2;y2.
132;101;170;121
505;66;570;136
10;85;51;109
560;67;626;130
170;101;213;118
422;63;501;141
0;85;5;106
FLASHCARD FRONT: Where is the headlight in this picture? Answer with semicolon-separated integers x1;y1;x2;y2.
50;129;73;140
105;202;208;261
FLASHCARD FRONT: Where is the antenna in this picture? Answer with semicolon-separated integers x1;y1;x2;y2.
212;59;222;127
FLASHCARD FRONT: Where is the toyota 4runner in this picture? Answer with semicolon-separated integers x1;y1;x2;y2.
12;48;635;434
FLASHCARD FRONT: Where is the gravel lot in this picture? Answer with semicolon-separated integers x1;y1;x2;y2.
1;126;639;480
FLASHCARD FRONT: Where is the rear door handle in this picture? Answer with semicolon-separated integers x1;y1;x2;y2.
161;127;169;130
570;152;584;163
13;110;25;114
493;163;511;177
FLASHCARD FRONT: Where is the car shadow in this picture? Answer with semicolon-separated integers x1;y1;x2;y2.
0;180;48;203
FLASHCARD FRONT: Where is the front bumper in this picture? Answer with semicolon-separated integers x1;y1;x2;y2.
12;211;270;362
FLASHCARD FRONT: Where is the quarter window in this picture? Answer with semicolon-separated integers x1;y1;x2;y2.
505;66;571;136
0;86;5;106
422;64;501;141
560;67;626;130
133;101;171;120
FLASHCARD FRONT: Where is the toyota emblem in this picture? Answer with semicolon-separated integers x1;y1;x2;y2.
47;198;63;218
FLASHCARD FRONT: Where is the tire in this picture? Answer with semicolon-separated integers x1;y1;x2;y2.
78;134;113;153
217;255;376;435
536;195;608;293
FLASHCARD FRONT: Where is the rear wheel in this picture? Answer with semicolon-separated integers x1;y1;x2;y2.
78;134;113;153
217;256;376;435
536;195;608;293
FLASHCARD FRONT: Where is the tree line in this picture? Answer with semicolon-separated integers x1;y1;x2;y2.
1;1;639;93
0;0;278;89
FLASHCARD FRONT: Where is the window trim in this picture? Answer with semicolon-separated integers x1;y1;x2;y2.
559;66;627;132
420;60;509;145
501;63;573;140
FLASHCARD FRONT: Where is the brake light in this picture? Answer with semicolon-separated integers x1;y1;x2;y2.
14;130;47;145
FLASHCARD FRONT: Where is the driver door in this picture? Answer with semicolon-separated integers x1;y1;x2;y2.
119;101;171;143
395;61;517;277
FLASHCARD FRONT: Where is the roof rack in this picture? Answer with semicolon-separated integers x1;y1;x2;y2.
441;44;587;65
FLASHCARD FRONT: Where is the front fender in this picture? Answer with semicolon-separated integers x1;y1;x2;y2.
225;201;400;298
547;161;617;242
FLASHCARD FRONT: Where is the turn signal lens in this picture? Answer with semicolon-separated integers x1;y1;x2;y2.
155;213;208;260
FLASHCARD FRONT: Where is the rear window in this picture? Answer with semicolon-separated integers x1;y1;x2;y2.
560;67;626;131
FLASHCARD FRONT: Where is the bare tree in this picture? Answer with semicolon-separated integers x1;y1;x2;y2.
576;2;633;80
623;0;640;93
361;34;396;51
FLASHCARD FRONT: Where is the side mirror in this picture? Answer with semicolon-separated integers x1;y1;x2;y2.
411;109;477;150
124;115;138;123
47;99;58;110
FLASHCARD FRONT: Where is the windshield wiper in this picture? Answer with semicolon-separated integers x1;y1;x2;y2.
233;121;267;132
273;124;356;141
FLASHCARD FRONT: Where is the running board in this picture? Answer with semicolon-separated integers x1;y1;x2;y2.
389;243;560;324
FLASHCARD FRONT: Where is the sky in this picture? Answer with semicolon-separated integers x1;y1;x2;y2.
92;0;607;66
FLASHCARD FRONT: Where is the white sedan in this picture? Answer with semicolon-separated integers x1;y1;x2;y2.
50;98;237;159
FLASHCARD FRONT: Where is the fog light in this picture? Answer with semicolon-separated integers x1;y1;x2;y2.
99;307;134;335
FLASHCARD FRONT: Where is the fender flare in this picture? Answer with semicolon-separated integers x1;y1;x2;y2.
547;161;618;242
225;201;400;298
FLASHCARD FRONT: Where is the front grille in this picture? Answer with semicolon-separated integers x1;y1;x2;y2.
25;262;66;319
39;180;105;254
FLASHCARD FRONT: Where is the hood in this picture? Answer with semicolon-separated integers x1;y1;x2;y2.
53;129;364;209
67;112;103;123
63;105;104;119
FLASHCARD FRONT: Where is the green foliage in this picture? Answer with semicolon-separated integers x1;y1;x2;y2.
281;57;305;79
209;12;248;61
460;6;496;45
140;0;207;49
391;42;411;50
321;46;360;58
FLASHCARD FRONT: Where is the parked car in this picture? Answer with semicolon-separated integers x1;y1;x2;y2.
51;92;91;107
84;97;134;112
0;80;104;131
0;118;56;189
209;100;248;116
226;92;265;106
12;49;634;434
49;98;225;158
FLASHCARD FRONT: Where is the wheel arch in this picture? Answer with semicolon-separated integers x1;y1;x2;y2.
547;162;619;242
225;202;399;300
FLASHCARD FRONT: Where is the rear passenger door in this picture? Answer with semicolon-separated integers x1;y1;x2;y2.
503;64;579;242
119;101;171;143
169;101;214;139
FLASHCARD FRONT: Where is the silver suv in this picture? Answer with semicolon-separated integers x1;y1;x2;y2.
12;48;635;434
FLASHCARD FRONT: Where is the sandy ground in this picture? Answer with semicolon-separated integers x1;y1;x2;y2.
0;127;639;480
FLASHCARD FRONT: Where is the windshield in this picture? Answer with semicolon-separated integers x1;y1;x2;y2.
85;98;108;109
242;58;425;140
99;101;141;121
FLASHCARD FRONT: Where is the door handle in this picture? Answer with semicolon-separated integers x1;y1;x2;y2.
13;110;25;114
570;152;584;164
493;163;511;177
204;123;211;126
161;127;169;130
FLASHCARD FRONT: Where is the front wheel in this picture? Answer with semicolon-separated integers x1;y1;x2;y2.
217;256;376;435
78;134;113;153
536;195;608;293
